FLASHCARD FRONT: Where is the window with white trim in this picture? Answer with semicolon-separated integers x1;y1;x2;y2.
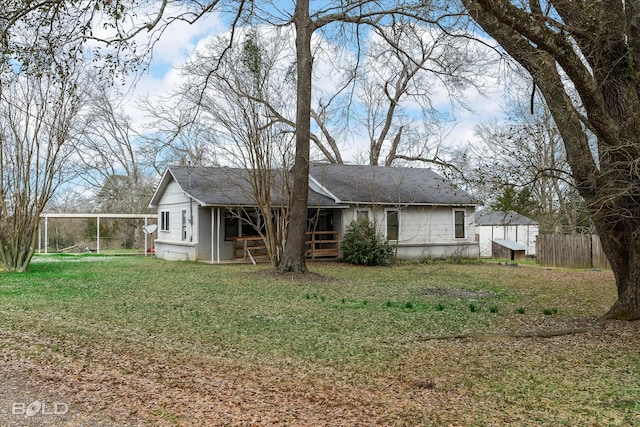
356;209;370;223
454;209;466;239
160;211;170;232
386;209;399;241
181;209;188;241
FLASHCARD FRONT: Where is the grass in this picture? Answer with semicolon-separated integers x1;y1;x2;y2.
0;255;638;425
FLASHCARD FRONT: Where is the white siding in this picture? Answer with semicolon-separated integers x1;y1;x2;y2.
341;205;479;260
154;180;199;260
522;225;538;255
396;206;476;244
478;226;494;257
477;224;539;257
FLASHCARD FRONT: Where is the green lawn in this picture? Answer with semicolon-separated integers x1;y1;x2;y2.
1;255;638;425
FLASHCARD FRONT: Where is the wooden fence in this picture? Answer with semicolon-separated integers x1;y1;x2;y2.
536;234;610;269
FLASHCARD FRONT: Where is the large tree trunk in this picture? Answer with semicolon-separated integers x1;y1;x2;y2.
593;216;640;320
0;222;38;272
277;0;312;274
462;0;640;319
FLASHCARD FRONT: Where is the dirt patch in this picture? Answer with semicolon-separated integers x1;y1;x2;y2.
0;328;423;426
1;321;639;426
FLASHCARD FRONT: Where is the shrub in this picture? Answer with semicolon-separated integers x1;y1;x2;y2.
341;220;394;266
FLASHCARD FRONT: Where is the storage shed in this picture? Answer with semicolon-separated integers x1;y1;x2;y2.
476;210;538;258
492;239;527;261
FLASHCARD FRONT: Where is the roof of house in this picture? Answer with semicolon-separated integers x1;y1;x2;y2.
475;210;538;226
150;164;478;208
309;163;478;206
149;166;341;208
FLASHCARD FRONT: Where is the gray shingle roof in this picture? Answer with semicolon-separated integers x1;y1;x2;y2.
151;166;340;208
309;163;478;205
150;164;478;208
475;210;538;226
169;166;254;205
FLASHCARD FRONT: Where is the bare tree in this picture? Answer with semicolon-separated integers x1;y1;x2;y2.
1;1;225;80
277;1;458;273
0;70;83;271
469;77;587;234
74;75;155;214
139;98;218;173
358;21;480;167
177;29;295;266
460;0;640;320
0;0;209;271
159;26;350;167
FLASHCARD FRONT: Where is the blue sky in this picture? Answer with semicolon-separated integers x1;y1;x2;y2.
121;6;507;164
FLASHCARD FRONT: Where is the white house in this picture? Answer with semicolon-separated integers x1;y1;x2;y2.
475;210;539;258
148;164;480;262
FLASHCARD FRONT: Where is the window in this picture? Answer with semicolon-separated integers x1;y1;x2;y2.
454;210;466;239
225;209;263;240
386;209;399;241
356;209;370;223
225;211;240;240
160;211;170;232
181;209;188;241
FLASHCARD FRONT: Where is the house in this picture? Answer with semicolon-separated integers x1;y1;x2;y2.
148;164;480;262
475;210;538;258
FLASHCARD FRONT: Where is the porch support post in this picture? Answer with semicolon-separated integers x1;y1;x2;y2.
211;208;215;263
44;216;48;254
217;208;222;263
144;217;148;256
97;216;100;254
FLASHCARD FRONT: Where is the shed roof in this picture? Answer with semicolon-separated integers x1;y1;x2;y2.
475;210;538;226
309;163;478;206
493;239;527;251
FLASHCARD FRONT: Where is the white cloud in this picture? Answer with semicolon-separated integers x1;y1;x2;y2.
116;8;225;127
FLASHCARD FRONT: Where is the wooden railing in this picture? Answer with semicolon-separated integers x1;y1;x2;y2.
232;231;339;261
305;230;339;259
232;236;268;261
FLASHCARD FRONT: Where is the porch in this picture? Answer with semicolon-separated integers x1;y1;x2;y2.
232;231;339;261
